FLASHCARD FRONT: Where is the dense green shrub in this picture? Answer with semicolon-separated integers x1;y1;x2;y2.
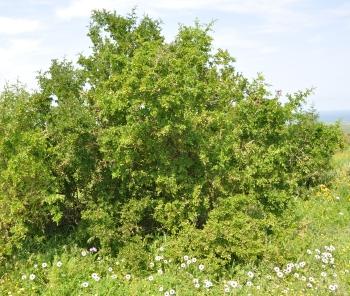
0;10;344;266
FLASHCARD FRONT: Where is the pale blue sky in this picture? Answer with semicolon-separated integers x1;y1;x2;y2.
0;0;349;111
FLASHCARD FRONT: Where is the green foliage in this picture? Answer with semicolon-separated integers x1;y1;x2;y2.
0;9;344;271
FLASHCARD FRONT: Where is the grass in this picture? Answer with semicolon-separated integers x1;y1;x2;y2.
1;148;350;295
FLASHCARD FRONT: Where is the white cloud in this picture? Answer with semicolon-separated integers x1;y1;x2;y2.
0;38;43;88
0;17;41;35
56;0;303;20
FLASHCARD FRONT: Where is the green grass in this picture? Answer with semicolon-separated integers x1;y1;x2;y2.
1;149;350;295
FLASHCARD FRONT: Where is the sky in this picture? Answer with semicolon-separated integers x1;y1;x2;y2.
0;0;349;111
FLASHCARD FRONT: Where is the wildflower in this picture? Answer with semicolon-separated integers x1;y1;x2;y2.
34;264;38;269
315;249;321;254
266;275;272;280
301;276;307;281
329;284;338;292
89;247;97;253
277;271;284;278
204;280;213;288
158;269;163;275
42;262;47;268
169;289;176;295
186;260;192;265
335;196;340;200
294;273;300;278
321;272;327;277
81;282;89;288
183;255;189;261
195;283;200;288
306;249;312;255
159;246;164;252
81;250;87;257
164;259;168;264
108;267;113;272
21;274;27;280
149;262;155;268
111;274;117;279
307;282;313;288
274;266;280;272
29;274;36;281
91;273;100;281
224;287;230;293
247;271;254;278
164;292;170;296
228;280;238;288
148;275;154;281
299;261;306;268
246;281;253;287
159;286;164;292
180;263;186;268
155;255;163;261
199;264;205;271
315;254;321;260
56;261;62;268
191;257;197;263
193;278;199;284
309;277;315;283
125;274;131;281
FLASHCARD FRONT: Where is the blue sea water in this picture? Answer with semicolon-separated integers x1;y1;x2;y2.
318;110;350;123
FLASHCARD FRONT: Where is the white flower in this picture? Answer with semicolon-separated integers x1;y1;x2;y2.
158;269;163;275
56;261;62;268
321;272;327;277
21;274;27;280
81;281;89;288
194;283;200;288
159;286;164;292
164;259;168;264
329;245;335;252
108;267;113;272
306;249;312;255
277;271;284;278
111;274;117;279
159;246;164;252
246;281;253;287
266;275;272;280
29;274;36;281
125;274;131;281
89;247;97;253
315;249;321;254
155;255;163;261
329;284;338;291
183;255;189;261
186;260;192;265
335;196;340;200
299;261;306;268
148;275;154;281
309;277;315;283
191;257;197;263
91;273;100;281
287;263;295;269
169;289;176;295
333;273;337;278
301;276;307;281
204;280;213;288
42;262;47;268
198;264;205;271
181;263;186;268
315;254;321;260
81;250;87;257
228;280;238;288
224;287;230;293
149;262;155;268
164;292;170;296
294;273;300;278
34;264;38;269
307;282;313;288
274;267;280;272
247;271;254;278
193;278;199;284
